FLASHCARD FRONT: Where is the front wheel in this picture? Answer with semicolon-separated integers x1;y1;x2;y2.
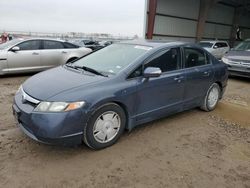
83;103;126;150
200;83;221;111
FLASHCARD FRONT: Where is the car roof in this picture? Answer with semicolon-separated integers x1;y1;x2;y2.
119;39;186;48
19;38;67;43
200;40;228;43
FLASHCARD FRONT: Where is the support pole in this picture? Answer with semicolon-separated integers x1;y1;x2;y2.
229;7;240;47
196;0;219;42
146;0;157;39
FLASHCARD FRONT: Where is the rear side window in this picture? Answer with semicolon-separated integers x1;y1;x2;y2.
17;40;40;51
43;40;64;49
221;42;228;47
184;48;207;68
64;42;79;48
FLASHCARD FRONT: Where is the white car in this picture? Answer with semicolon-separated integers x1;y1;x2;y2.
0;38;92;75
198;41;230;59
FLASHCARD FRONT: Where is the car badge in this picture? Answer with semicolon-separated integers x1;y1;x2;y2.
22;92;27;103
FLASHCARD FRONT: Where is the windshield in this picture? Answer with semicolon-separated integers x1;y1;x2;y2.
198;42;213;48
72;43;152;75
234;41;250;51
0;39;22;50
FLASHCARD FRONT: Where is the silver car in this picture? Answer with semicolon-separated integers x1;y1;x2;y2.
199;41;230;59
0;38;92;75
222;39;250;78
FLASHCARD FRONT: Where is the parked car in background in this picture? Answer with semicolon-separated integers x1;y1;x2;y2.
0;38;92;75
71;39;102;51
222;39;250;78
98;40;113;47
13;40;228;149
199;41;230;59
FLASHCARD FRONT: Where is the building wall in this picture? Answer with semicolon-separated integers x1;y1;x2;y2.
145;0;250;43
203;4;234;40
148;0;200;42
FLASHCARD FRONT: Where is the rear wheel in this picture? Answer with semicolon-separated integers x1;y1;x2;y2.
83;103;126;150
200;83;221;111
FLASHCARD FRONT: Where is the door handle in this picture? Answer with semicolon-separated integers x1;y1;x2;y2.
62;51;67;54
203;71;210;76
174;76;184;82
32;52;39;55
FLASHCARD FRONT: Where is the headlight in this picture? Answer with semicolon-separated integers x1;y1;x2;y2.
34;101;85;112
222;57;229;64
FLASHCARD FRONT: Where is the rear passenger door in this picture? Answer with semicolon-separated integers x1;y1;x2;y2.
40;40;65;69
183;47;214;109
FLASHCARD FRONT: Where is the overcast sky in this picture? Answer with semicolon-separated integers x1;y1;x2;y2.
0;0;146;37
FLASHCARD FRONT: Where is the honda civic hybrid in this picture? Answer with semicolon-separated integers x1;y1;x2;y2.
13;40;228;149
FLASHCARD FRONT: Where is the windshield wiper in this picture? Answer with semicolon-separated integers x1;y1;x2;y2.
65;64;108;77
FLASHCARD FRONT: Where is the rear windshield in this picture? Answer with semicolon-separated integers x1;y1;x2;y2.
198;42;213;48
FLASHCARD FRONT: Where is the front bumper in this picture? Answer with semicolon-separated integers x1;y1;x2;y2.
228;66;250;78
225;61;250;78
13;92;89;146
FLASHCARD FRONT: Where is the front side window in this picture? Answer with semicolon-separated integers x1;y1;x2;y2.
128;48;181;79
214;43;220;48
17;40;40;51
145;48;181;72
73;44;152;75
43;40;64;49
184;48;207;68
215;42;227;48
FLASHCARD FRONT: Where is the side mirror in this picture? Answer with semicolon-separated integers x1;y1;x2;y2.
143;67;162;78
213;45;218;49
10;46;20;52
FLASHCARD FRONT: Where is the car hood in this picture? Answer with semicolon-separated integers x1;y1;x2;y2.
22;66;107;101
224;50;250;61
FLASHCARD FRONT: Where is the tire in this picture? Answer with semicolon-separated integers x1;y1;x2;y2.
83;103;126;150
200;83;221;112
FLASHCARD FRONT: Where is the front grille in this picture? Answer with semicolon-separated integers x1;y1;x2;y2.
228;58;250;63
21;88;40;105
228;59;250;68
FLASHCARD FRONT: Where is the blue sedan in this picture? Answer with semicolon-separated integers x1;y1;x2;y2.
13;40;228;149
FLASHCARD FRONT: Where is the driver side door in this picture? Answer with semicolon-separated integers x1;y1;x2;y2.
134;47;185;124
7;40;42;73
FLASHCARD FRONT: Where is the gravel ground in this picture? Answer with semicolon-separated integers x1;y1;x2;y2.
0;74;250;188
